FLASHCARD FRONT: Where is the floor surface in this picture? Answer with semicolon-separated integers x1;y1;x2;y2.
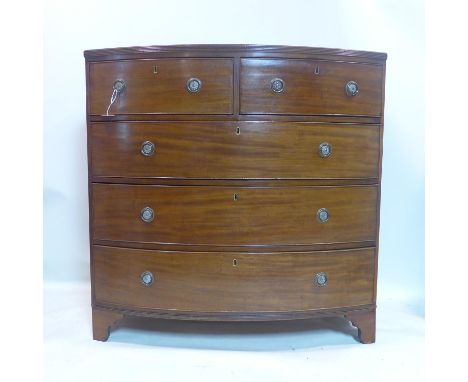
44;282;424;382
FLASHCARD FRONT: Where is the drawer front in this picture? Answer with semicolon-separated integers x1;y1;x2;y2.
240;59;383;116
92;184;378;246
93;246;375;312
91;122;380;179
89;59;233;115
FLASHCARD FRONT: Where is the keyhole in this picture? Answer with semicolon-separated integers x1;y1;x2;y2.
233;259;238;267
153;66;158;74
233;193;239;201
314;66;320;75
236;126;240;135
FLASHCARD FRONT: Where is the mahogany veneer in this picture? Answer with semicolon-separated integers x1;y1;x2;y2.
84;44;386;343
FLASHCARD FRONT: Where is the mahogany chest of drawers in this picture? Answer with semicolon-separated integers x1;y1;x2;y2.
84;45;387;343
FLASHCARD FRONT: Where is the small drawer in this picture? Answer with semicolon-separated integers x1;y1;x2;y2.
92;184;378;247
89;59;233;115
240;59;383;116
90;122;380;179
93;246;375;312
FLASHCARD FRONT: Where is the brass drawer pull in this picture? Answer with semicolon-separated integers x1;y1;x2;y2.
233;193;239;201
141;141;156;156
314;272;328;287
105;79;126;116
345;81;359;96
270;78;285;93
113;79;126;93
140;271;154;287
140;207;155;223
318;142;332;158
316;208;329;223
187;78;202;93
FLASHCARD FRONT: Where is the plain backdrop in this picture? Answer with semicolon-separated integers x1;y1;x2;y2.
44;0;424;304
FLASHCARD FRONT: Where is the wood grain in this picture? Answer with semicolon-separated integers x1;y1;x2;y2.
346;308;376;344
92;307;124;341
240;59;383;116
90;121;380;179
84;44;387;342
94;303;376;322
89;114;382;124
91;239;375;254
92;184;378;246
91;178;379;187
93;246;375;312
89;59;233;115
84;44;387;63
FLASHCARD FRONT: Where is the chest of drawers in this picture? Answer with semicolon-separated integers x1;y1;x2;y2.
84;45;386;343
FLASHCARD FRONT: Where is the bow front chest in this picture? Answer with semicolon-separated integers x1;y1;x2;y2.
84;44;387;343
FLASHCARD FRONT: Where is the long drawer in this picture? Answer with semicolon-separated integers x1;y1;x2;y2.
91;122;380;179
240;59;383;116
89;59;233;115
92;184;378;246
93;246;375;312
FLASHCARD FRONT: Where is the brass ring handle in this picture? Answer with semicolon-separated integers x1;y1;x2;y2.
345;81;359;96
314;272;328;287
106;79;127;116
140;271;154;287
318;142;332;158
316;208;329;223
270;78;285;93
141;141;156;156
113;79;126;94
140;207;155;223
187;78;202;93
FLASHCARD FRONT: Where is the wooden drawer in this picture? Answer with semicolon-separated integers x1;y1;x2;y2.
93;246;375;312
92;184;378;246
89;59;233;115
240;59;383;116
91;122;380;179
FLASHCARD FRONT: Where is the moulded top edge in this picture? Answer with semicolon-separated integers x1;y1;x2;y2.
83;44;387;62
